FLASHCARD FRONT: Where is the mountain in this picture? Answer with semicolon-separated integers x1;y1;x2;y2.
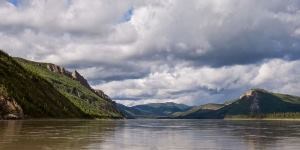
0;50;123;119
176;89;300;119
118;102;192;118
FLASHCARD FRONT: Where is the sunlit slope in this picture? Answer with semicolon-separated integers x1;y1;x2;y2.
15;57;123;119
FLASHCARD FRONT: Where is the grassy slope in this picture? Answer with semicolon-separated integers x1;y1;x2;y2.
15;58;122;118
0;50;86;118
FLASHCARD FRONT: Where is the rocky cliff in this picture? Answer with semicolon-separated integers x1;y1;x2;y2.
93;89;113;102
71;70;92;89
239;89;265;115
47;64;72;77
0;95;23;119
46;64;91;89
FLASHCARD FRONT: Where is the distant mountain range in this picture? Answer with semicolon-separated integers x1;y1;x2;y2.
0;50;123;119
117;89;300;119
173;89;300;119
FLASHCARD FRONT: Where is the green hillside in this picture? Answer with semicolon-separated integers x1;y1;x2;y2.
0;50;86;119
176;89;300;119
15;58;122;119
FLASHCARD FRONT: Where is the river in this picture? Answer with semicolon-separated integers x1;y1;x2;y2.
1;119;300;150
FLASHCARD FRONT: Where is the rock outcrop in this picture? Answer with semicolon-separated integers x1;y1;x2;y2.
239;89;268;114
239;88;268;99
46;64;113;102
94;89;113;102
72;70;92;89
47;64;92;89
0;96;24;119
47;64;73;78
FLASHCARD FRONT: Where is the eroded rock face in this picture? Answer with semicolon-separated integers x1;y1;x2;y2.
94;89;112;102
47;64;92;89
72;70;92;89
0;96;24;120
47;64;72;78
239;89;268;99
239;89;267;114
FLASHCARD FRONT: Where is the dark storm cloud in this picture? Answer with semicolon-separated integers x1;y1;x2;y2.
127;0;300;68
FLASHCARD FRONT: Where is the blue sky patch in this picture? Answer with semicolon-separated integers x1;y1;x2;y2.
8;0;20;7
121;7;134;22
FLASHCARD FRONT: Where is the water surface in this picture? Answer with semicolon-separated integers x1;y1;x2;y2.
1;119;300;150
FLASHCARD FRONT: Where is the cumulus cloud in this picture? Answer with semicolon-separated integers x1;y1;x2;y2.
1;0;300;105
96;59;300;106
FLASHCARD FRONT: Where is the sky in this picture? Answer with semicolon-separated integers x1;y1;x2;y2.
1;0;300;106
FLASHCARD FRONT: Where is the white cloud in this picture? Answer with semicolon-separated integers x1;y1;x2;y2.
252;59;300;95
95;59;300;106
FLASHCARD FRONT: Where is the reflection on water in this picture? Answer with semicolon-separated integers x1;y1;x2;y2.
0;120;118;150
1;120;300;150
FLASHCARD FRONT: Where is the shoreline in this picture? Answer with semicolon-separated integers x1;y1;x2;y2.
2;118;300;121
225;118;300;121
